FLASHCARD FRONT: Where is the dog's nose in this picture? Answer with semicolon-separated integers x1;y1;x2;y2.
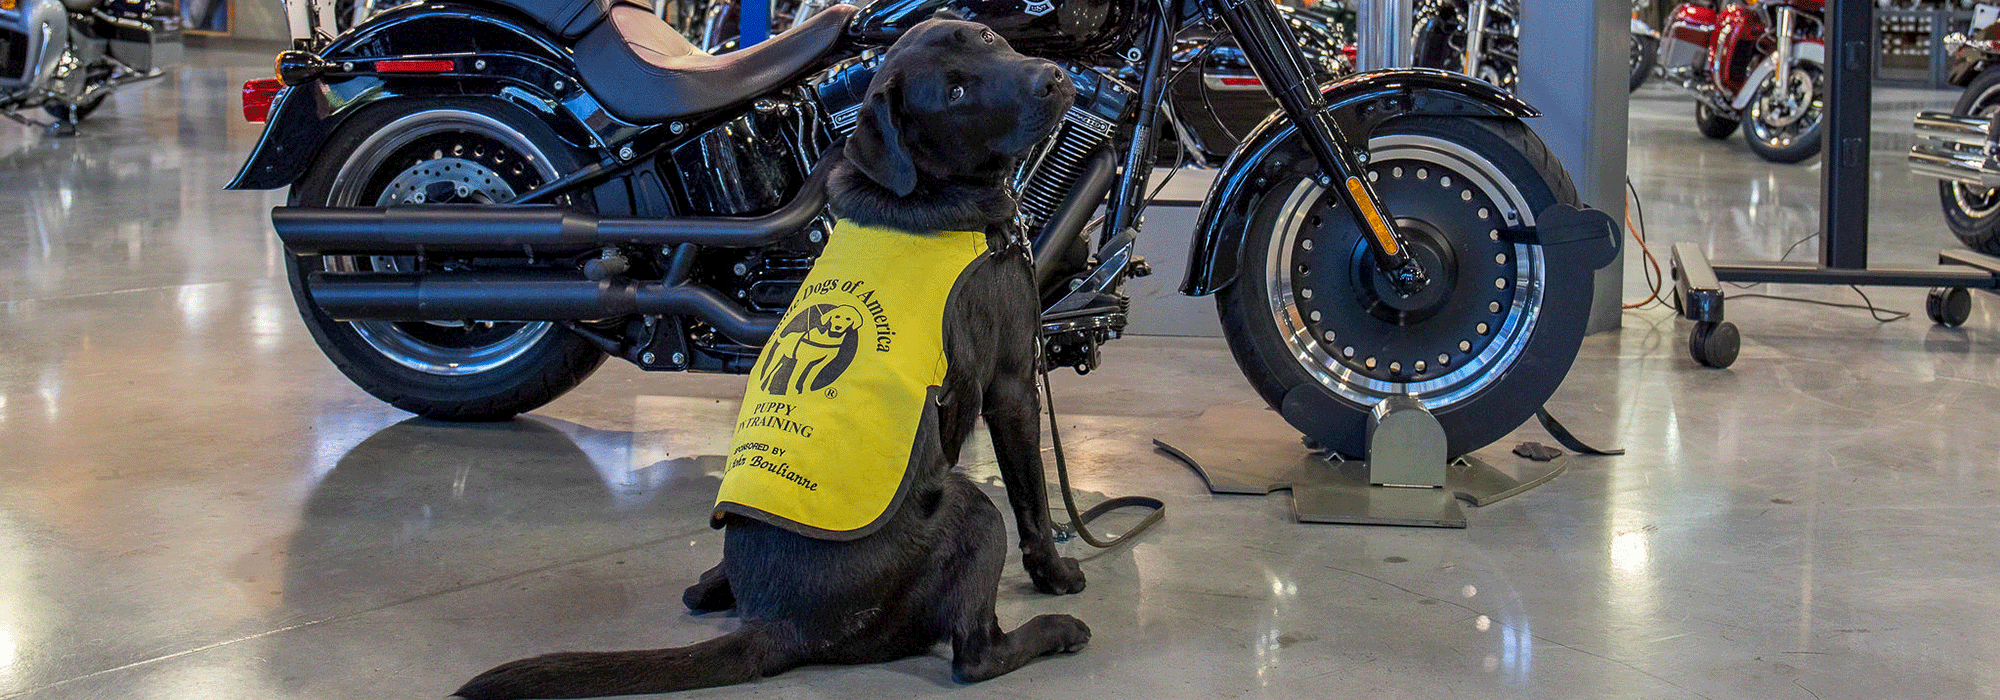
1034;64;1069;99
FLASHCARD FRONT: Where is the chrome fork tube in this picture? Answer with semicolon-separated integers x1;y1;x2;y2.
1773;7;1795;102
1464;0;1489;80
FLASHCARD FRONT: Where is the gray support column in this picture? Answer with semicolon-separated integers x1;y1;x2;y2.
1517;0;1629;334
1355;0;1415;71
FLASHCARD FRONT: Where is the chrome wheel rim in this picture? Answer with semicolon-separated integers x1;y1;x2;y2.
1262;134;1545;410
326;109;556;377
1747;62;1824;149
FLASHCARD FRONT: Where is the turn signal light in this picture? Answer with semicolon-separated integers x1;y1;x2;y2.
0;0;16;11
242;78;283;123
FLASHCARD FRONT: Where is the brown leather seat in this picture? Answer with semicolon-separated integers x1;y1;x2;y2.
573;1;856;124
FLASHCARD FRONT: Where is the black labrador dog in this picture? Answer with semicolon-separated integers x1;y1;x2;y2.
452;18;1084;700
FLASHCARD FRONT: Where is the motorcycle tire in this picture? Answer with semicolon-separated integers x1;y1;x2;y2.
44;94;107;124
288;98;607;421
1695;102;1739;139
1744;60;1824;163
1938;66;2000;256
1216;116;1586;459
1629;34;1658;92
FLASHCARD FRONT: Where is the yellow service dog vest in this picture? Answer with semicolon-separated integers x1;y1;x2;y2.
713;221;990;540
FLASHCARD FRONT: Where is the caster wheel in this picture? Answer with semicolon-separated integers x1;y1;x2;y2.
1926;287;1972;328
1688;321;1739;369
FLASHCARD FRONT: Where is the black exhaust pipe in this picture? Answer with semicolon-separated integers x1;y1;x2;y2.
305;272;779;343
273;158;836;256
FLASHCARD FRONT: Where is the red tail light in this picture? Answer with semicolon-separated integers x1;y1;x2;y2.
375;59;456;72
1218;77;1263;87
242;78;283;123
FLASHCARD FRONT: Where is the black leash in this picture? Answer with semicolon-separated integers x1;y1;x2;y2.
1534;408;1625;456
1038;360;1165;548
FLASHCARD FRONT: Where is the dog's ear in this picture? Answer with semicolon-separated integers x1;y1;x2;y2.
848;73;918;197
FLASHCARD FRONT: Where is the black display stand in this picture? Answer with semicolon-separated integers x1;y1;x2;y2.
1669;1;2000;368
1153;404;1567;528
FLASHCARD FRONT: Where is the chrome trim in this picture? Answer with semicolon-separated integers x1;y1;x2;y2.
1261;133;1543;411
326;108;559;377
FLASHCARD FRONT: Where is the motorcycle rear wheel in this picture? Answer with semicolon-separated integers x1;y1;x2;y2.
288;99;607;421
1216;116;1583;458
1938;66;2000;256
1695;101;1738;139
1629;34;1657;92
1744;60;1825;163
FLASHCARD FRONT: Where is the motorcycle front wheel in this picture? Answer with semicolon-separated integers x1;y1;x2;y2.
1744;60;1825;163
1938;66;2000;256
1216;116;1582;459
288;99;607;421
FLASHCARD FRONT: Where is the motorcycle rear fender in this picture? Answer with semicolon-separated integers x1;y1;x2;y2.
226;4;619;191
1180;68;1538;296
1726;38;1824;111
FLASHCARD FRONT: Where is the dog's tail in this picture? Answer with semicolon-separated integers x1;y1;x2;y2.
450;624;786;700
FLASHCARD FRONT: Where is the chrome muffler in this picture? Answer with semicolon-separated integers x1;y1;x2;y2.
1909;110;2000;188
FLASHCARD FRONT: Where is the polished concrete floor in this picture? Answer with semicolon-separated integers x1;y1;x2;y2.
3;48;2000;700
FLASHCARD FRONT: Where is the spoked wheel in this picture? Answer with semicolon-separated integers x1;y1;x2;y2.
288;100;606;420
1218;116;1597;459
1744;60;1825;163
1939;67;2000;256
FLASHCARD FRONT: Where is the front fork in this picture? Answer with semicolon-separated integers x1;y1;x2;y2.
1207;0;1429;296
1771;6;1795;103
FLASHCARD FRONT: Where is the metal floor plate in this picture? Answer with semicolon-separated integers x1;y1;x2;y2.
1153;404;1568;527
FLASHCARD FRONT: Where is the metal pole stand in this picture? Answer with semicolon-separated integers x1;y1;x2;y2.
1154;401;1568;528
1667;1;2000;369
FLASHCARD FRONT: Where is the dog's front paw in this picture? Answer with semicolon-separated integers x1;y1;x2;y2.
1026;554;1086;595
1039;614;1091;653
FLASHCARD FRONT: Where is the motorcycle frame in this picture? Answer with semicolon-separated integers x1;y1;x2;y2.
234;0;1543;362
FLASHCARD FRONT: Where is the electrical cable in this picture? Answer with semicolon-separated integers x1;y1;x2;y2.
1623;177;1670;309
1732;285;1911;323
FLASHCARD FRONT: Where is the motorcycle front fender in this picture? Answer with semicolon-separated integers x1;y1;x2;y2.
1179;68;1537;296
227;3;616;191
1727;38;1824;112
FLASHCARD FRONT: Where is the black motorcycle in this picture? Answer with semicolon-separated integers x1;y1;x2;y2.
230;0;1617;458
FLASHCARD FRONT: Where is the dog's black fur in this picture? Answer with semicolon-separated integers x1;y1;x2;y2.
451;18;1083;700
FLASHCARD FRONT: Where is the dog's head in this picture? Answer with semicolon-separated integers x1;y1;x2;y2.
845;18;1075;197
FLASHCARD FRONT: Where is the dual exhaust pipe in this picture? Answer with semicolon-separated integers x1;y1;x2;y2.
274;161;837;344
1909;110;2000;189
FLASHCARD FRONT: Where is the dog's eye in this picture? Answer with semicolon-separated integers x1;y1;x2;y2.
947;85;965;102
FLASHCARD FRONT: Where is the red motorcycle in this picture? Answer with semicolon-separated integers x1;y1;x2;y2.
1658;0;1825;163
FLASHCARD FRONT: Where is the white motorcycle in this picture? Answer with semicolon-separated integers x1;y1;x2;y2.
0;0;180;133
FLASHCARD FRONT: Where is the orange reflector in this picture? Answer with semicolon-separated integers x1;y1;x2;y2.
1344;177;1398;256
242;78;284;123
375;59;456;72
0;0;16;11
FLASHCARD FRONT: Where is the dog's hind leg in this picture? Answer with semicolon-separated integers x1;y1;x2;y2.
682;562;735;612
936;478;1091;683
